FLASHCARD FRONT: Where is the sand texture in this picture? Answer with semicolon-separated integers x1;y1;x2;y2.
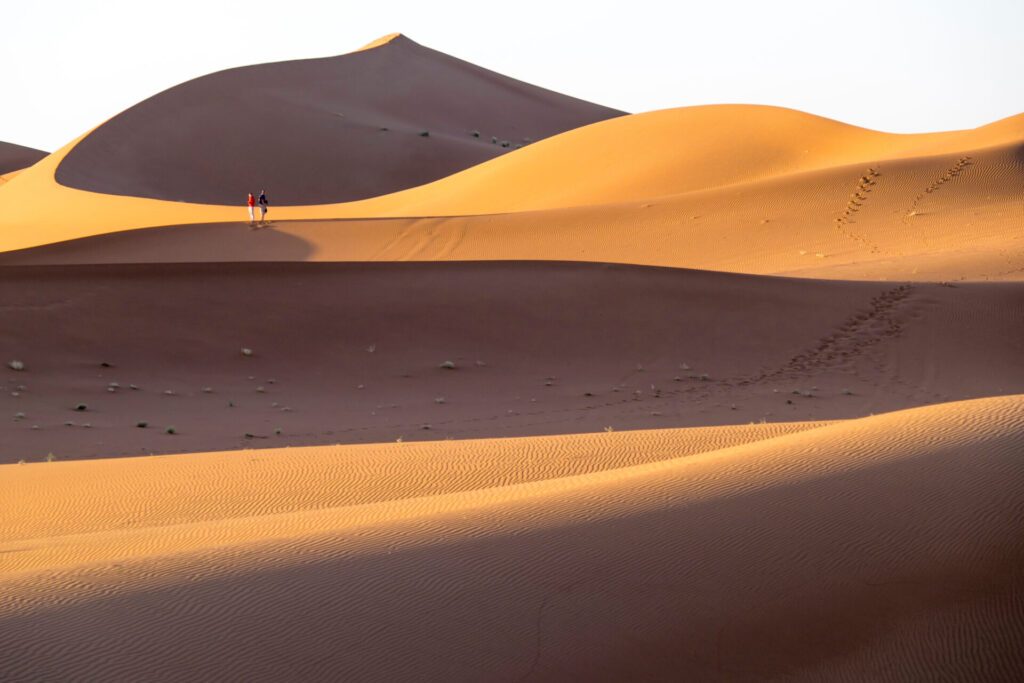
54;34;623;205
2;396;1023;680
2;33;1022;681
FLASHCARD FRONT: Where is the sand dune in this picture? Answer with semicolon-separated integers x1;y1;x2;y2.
6;137;1020;282
3;34;1022;681
2;261;1021;462
54;34;623;205
2;395;1022;680
0;140;47;176
1;104;1020;257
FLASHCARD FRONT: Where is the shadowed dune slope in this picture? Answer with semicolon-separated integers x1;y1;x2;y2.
0;105;1020;254
54;34;624;205
2;395;1022;680
0;140;47;175
2;261;1021;462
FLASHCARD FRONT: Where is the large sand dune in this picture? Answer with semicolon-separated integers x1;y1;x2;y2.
3;34;1022;681
2;261;1021;462
54;34;623;205
6;136;1020;281
0;104;1020;259
2;395;1022;680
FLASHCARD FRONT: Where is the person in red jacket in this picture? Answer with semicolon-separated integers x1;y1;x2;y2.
247;192;256;225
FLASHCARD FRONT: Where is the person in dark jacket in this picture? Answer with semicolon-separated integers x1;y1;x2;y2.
258;190;269;225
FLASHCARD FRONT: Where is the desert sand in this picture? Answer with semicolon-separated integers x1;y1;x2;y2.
2;33;1022;681
2;397;1023;680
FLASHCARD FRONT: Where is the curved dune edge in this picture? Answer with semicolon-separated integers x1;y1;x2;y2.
1;106;1021;254
1;420;827;575
5;136;1020;281
1;395;1022;680
355;32;403;51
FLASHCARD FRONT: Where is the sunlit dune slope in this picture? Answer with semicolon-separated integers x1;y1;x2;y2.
1;105;1021;256
6;134;1021;281
0;421;825;573
2;395;1022;680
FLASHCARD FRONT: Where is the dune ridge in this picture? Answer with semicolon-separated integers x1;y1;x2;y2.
2;261;1021;462
5;137;1020;282
53;34;624;205
2;395;1022;680
0;105;1020;257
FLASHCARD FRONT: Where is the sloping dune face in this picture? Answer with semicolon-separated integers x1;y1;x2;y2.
53;34;624;205
1;105;1020;259
2;396;1022;680
2;261;1022;462
0;140;47;175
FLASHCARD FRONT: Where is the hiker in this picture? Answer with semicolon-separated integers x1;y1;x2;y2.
258;190;269;224
247;192;256;225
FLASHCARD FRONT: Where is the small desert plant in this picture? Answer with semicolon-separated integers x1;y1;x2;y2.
14;412;25;420
419;130;430;137
244;432;255;439
471;130;480;138
8;360;25;371
604;426;614;433
842;388;854;396
491;136;498;144
256;386;266;393
274;428;282;436
165;426;176;435
367;344;376;353
17;459;25;465
74;403;88;412
137;421;148;428
434;396;446;404
440;360;456;370
240;347;253;357
396;436;404;443
45;453;56;462
202;387;213;393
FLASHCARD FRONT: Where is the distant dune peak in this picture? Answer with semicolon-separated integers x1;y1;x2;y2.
54;35;625;206
357;32;404;51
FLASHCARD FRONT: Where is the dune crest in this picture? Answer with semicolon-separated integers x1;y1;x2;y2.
2;395;1022;679
1;103;1021;256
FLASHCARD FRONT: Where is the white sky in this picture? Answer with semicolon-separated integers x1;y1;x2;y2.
4;0;1023;151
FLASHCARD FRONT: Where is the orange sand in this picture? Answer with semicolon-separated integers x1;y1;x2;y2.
2;34;1023;681
0;105;1021;272
2;396;1022;679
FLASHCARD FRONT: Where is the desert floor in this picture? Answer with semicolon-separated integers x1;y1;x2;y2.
1;34;1022;681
